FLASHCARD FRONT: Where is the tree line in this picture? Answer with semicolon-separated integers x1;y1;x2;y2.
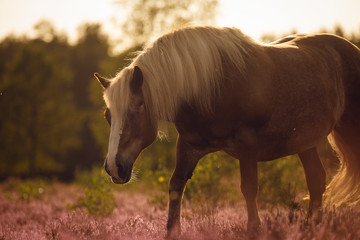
0;0;220;181
0;22;135;180
0;20;359;181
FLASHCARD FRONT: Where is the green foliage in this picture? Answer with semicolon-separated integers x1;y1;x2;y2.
16;178;48;203
185;152;240;206
117;0;219;49
0;36;81;177
1;178;49;203
146;150;241;208
70;168;116;216
0;22;124;180
137;126;177;206
146;159;171;207
145;151;309;209
258;155;307;208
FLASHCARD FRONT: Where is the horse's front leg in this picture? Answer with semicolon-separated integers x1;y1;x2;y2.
298;147;326;215
166;136;207;239
239;159;260;232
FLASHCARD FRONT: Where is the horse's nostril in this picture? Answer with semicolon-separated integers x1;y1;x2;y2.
104;162;111;176
116;161;124;177
116;161;132;182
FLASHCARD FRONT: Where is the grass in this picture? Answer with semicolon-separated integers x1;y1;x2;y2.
1;180;360;240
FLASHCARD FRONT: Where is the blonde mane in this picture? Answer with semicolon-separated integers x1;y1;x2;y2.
104;26;258;132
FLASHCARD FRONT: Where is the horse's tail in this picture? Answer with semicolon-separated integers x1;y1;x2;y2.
324;44;360;208
324;126;360;207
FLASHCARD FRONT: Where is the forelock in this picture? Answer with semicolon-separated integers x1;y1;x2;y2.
103;67;133;128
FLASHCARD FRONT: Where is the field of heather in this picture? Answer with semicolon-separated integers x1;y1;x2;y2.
1;180;360;240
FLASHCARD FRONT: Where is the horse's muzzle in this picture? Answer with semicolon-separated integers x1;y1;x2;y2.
115;160;132;183
104;158;132;184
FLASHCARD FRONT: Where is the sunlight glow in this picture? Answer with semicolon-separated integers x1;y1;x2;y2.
218;0;360;40
0;0;116;42
0;0;359;42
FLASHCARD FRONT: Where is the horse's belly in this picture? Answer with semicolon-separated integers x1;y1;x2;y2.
177;110;334;161
256;115;334;161
254;79;341;160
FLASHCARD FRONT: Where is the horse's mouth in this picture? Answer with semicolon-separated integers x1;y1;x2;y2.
111;175;130;184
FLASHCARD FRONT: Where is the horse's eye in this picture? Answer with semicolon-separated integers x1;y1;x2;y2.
104;108;111;126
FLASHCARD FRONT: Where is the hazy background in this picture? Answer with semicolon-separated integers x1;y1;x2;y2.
1;0;360;47
1;2;360;238
0;0;359;207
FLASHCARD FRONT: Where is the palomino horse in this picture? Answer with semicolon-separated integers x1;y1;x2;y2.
95;26;360;236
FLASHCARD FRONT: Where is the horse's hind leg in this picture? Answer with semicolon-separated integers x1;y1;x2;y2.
166;136;207;239
239;159;260;232
298;147;326;214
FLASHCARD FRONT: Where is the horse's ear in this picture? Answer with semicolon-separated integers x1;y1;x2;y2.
130;66;143;93
94;73;110;89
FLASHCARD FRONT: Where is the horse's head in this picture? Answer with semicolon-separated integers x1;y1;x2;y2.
95;66;157;184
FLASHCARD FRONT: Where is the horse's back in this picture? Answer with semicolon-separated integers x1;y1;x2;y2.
175;31;360;161
255;33;360;159
268;33;360;112
292;34;360;117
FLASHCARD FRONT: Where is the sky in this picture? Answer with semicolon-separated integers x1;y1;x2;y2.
218;0;360;39
0;0;360;44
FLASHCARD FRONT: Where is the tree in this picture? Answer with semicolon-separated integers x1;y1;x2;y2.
0;36;82;178
61;24;113;179
0;1;221;180
72;24;109;109
115;0;219;49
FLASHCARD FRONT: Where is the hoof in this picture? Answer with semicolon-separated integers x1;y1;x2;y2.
247;219;261;237
307;208;323;225
166;225;181;240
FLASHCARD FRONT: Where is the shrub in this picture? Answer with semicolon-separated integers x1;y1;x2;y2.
147;151;241;208
70;168;116;216
13;178;48;203
185;152;240;207
258;155;307;208
145;157;172;207
146;152;311;210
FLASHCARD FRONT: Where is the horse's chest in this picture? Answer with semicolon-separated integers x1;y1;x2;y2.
176;118;259;154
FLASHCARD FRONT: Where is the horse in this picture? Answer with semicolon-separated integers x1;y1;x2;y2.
94;26;360;237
